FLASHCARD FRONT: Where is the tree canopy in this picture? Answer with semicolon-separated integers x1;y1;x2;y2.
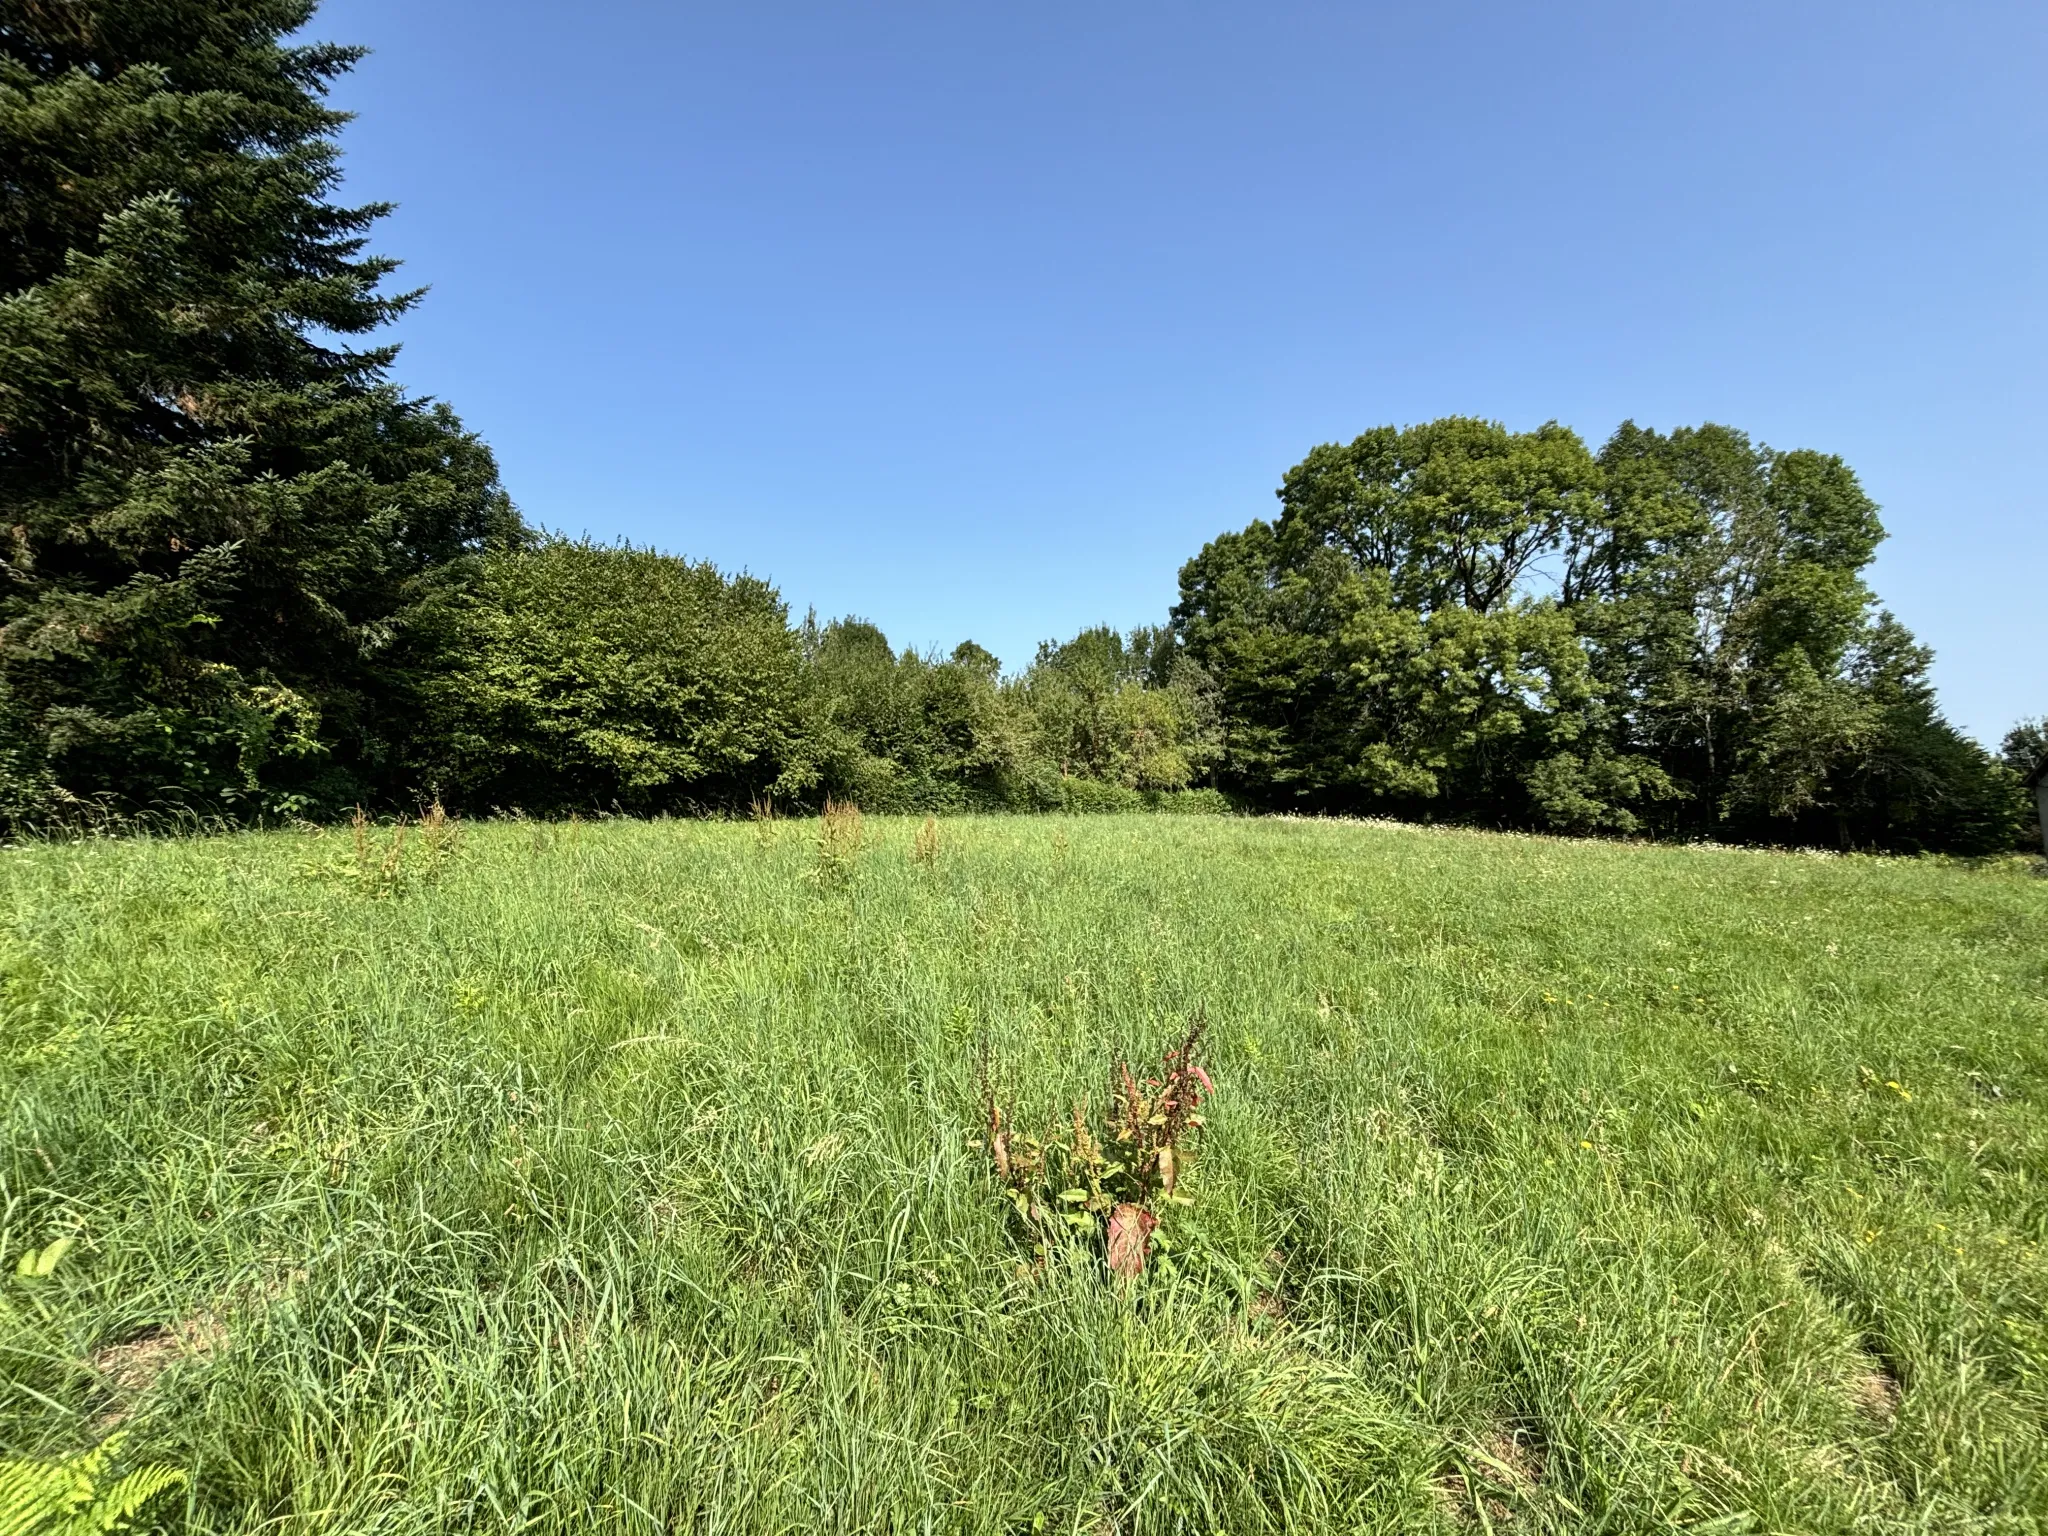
1172;417;2027;851
0;0;520;826
402;540;813;815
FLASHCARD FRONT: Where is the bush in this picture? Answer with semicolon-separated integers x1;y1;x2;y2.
1043;782;1236;815
806;621;1041;812
401;540;816;814
1053;778;1147;814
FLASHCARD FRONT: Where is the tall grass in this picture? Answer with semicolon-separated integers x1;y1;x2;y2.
0;815;2044;1532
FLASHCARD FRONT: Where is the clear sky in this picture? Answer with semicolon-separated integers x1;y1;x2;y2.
317;0;2045;744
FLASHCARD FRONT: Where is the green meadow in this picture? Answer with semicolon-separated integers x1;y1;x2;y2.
2;814;2045;1534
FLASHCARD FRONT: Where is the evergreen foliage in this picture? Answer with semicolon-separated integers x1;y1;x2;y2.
0;0;520;828
2003;718;2048;780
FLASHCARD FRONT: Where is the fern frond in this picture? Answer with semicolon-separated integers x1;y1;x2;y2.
0;1435;185;1536
80;1465;185;1534
0;1451;94;1536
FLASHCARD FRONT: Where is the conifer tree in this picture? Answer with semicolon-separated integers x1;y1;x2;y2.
0;0;522;825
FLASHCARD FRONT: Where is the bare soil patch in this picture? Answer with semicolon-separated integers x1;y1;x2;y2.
1438;1423;1547;1526
1851;1365;1902;1423
92;1312;226;1407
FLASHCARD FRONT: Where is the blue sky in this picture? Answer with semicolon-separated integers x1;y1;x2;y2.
319;0;2044;743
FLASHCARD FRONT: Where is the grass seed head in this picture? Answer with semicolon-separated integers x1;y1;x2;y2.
815;798;865;883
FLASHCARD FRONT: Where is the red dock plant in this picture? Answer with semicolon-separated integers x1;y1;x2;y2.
979;1011;1213;1279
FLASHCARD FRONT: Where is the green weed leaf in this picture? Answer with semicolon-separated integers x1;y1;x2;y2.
13;1239;74;1281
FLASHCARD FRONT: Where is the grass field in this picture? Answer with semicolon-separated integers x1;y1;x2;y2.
1;813;2045;1534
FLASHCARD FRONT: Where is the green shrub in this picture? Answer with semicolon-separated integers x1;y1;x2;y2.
402;540;816;814
1052;777;1145;814
806;622;1040;811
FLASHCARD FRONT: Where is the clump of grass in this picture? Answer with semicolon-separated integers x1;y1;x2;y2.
813;797;864;884
911;815;939;868
301;803;463;897
350;805;408;896
418;798;461;874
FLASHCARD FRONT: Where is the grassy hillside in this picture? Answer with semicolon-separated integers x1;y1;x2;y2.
2;814;2044;1534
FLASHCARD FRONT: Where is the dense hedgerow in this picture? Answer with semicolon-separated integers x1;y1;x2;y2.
397;540;818;816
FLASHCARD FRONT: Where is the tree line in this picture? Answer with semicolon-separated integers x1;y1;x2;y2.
1175;418;2039;851
3;1;2038;849
395;539;1226;818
